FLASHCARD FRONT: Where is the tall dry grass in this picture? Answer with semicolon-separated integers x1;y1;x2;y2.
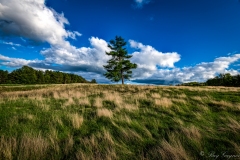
0;84;240;159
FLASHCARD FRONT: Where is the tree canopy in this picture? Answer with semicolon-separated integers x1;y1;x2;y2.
205;73;240;87
103;36;137;84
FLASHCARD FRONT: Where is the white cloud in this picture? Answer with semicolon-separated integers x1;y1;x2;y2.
11;47;16;50
0;54;40;67
40;37;111;73
0;0;80;46
129;40;181;78
2;41;21;46
134;0;151;8
132;54;240;84
0;37;111;73
0;0;112;75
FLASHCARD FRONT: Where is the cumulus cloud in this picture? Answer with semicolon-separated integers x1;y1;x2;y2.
134;0;151;8
40;37;111;73
0;0;112;76
129;40;181;78
0;54;40;67
0;0;80;45
0;37;110;73
132;54;240;84
0;0;109;73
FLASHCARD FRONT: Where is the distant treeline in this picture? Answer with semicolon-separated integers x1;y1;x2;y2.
178;73;240;87
0;66;96;84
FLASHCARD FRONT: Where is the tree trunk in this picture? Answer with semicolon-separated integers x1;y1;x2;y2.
121;70;124;85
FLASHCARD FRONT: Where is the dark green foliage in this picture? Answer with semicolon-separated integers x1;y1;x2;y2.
178;82;206;86
0;66;89;84
206;73;240;87
0;70;8;84
90;79;97;83
103;36;137;84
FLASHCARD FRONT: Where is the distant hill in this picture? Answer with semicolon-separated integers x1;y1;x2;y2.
0;66;96;84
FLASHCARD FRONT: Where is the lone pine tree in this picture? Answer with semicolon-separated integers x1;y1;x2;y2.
103;36;137;85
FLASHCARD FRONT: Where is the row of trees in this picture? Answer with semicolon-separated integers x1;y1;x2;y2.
205;73;240;87
0;66;95;84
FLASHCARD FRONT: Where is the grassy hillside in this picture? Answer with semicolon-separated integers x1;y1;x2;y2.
0;84;240;160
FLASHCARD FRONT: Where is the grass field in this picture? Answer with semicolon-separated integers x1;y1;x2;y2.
0;84;240;160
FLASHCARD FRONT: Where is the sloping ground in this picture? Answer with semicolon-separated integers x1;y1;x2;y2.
0;84;240;160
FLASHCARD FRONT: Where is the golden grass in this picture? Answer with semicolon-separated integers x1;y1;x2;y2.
155;97;173;108
173;117;184;125
104;92;123;106
0;134;49;160
101;129;115;145
116;103;138;112
52;114;63;126
48;127;60;154
192;96;202;101
97;108;113;118
228;118;240;133
151;93;161;99
0;136;17;160
181;126;201;141
158;134;189;160
33;99;50;111
78;97;90;106
26;114;35;121
117;114;132;124
76;134;117;160
177;93;187;99
136;92;148;99
62;97;75;108
211;100;233;108
64;134;74;155
69;113;84;129
94;97;103;108
18;134;49;160
120;128;143;141
172;98;186;105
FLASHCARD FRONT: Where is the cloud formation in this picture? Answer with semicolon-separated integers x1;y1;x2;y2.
0;37;110;73
1;41;21;47
129;40;181;79
0;0;81;45
40;37;111;73
132;54;240;84
0;0;111;81
0;54;40;67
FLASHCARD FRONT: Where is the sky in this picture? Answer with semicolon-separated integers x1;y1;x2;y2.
0;0;240;84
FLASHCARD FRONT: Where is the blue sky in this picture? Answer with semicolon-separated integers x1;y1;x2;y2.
0;0;240;84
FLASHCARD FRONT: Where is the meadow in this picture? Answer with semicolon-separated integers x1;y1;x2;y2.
0;84;240;160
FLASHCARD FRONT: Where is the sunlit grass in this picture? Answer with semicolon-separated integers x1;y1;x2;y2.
0;84;240;159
